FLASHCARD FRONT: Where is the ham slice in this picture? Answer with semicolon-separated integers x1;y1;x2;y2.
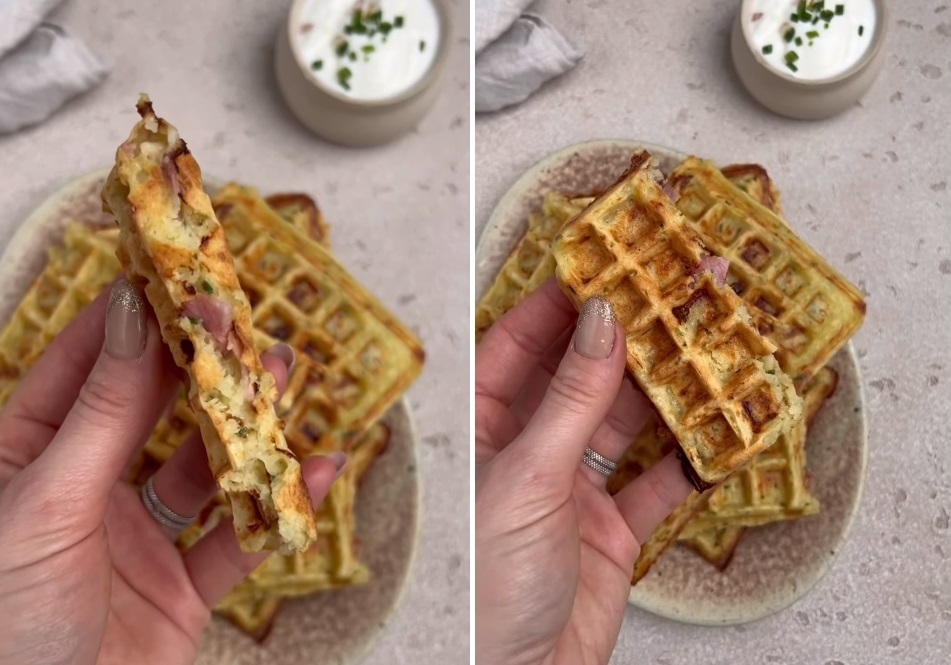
694;256;729;286
183;294;233;347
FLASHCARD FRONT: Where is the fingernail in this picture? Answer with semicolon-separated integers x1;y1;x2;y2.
325;452;348;480
105;280;147;360
574;296;616;359
269;342;296;372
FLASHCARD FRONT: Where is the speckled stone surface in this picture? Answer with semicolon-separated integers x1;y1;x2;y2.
0;1;470;663
476;1;950;663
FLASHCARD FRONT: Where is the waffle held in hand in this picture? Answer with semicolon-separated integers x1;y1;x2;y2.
552;150;802;486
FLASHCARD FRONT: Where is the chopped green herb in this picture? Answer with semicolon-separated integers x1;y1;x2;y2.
786;61;799;72
419;39;426;52
820;9;834;21
311;59;323;70
200;280;214;294
344;25;353;34
791;13;799;22
762;44;773;54
785;50;799;63
783;27;795;42
796;1;806;14
370;10;382;22
825;22;830;28
815;1;825;10
394;15;404;28
835;4;844;15
335;40;348;57
348;51;357;61
362;44;375;54
379;21;393;35
795;36;803;45
806;30;819;38
858;25;864;35
236;427;249;438
337;67;352;90
188;316;201;325
812;15;819;24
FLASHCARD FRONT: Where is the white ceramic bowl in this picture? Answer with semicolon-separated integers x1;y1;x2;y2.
275;0;451;147
731;0;888;120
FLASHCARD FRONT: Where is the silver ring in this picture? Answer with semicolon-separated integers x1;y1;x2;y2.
582;447;618;477
140;476;196;530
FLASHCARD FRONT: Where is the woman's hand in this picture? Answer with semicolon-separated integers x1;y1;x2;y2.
475;279;693;665
0;280;344;665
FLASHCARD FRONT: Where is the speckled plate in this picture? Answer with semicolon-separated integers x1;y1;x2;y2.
476;140;868;626
0;170;421;663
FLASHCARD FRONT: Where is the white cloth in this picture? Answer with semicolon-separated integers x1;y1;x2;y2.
0;0;109;134
475;2;582;114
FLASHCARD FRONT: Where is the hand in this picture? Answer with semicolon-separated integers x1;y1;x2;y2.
475;279;693;665
0;280;345;665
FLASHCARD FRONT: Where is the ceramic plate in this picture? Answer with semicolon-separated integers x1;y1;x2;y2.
476;140;868;626
0;170;421;663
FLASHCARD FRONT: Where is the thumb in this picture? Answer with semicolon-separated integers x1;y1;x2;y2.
29;280;178;522
504;296;627;488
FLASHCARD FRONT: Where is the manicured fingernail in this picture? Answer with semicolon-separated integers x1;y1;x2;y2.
269;343;296;372
574;296;616;359
105;280;146;360
325;452;348;480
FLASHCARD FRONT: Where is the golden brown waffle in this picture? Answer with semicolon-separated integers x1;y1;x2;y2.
474;193;592;342
0;223;118;405
681;525;746;570
670;157;866;387
211;183;424;456
719;164;783;217
263;193;330;249
215;594;283;643
552;150;802;485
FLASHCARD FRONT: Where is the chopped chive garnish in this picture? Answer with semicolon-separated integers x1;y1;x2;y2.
858;25;864;35
825;22;830;28
394;15;404;27
370;10;382;22
795;36;803;45
335;41;348;57
812;15;819;23
806;30;819;38
797;1;806;14
835;4;844;15
200;280;214;294
337;66;352;90
785;50;799;63
419;39;426;51
786;61;799;72
236;427;249;438
791;13;799;22
821;9;834;21
344;25;353;34
362;44;375;53
380;21;393;35
816;0;825;10
188;316;201;325
311;59;323;70
784;27;795;42
762;44;773;54
348;51;356;61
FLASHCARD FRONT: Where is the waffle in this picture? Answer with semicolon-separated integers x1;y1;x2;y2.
719;164;783;217
680;525;745;570
0;223;118;405
211;183;424;456
474;193;592;341
678;365;836;539
552;150;802;485
215;594;283;643
262;193;330;248
670;157;866;387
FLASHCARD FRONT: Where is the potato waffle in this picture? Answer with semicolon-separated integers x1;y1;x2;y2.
475;193;591;342
552;150;802;485
670;157;865;387
211;184;424;455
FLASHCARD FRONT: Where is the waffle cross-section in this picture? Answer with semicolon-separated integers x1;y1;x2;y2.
552;151;802;484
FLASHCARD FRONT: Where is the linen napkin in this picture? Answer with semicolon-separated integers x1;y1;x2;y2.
475;1;582;114
0;0;109;134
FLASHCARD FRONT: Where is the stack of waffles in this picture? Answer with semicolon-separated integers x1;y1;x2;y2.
0;185;423;639
475;151;864;581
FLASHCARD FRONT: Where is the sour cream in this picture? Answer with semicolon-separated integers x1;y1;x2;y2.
746;0;875;80
294;0;440;102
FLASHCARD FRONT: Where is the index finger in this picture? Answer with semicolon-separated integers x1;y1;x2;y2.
475;279;578;407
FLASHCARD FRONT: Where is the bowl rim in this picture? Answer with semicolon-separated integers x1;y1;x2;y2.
738;0;888;87
284;0;451;108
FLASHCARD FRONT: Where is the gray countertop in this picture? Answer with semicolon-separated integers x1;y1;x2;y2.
0;0;470;663
476;1;950;663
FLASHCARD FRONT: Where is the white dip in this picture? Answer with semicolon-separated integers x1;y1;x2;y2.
294;0;440;101
746;0;875;80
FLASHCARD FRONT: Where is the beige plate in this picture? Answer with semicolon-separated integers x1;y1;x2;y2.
0;170;421;662
476;140;868;626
